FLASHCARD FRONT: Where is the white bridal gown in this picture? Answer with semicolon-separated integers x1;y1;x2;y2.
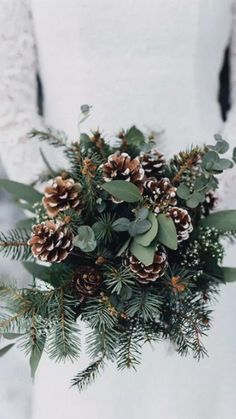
1;1;236;418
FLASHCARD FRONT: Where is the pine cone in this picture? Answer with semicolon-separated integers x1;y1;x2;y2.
167;207;193;242
140;150;166;175
73;266;102;297
102;152;145;201
28;221;73;262
127;250;167;284
144;177;177;214
43;176;82;217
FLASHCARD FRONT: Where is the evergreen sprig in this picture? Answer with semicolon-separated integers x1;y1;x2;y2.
0;229;31;260
71;357;105;391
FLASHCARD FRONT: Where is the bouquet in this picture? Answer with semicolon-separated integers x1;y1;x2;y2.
1;108;236;390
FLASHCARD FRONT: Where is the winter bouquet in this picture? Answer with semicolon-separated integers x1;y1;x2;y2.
1;108;236;389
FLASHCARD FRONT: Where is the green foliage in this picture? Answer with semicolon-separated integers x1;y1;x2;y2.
92;213;117;243
200;210;236;231
126;287;162;322
47;290;80;362
73;226;97;252
0;179;43;204
23;262;73;287
0;229;31;260
134;211;158;246
156;214;178;250
1;121;236;389
123;126;147;157
0;343;15;358
82;298;116;330
116;325;142;370
221;267;236;283
72;357;105;391
130;240;156;265
101;180;142;203
28;128;68;147
103;266;136;295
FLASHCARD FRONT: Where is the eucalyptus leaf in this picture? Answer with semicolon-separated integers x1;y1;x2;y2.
134;212;158;246
30;336;46;380
222;267;236;282
74;226;97;252
156;214;178;250
0;179;43;204
186;193;200;208
23;262;51;282
128;220;151;237
0;343;15;358
200;210;236;231
208;135;229;154
81;104;91;114
3;333;23;340
194;176;209;191
101;180;142;203
176;183;190;199
135;207;149;221
215;158;233;170
130;241;156;265
202;151;219;171
112;218;130;232
125;126;146;147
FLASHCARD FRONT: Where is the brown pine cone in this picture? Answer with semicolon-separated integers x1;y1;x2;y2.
127;249;167;284
72;266;102;297
102;152;145;200
140;150;166;175
28;221;73;263
144;177;177;214
167;207;193;242
43;176;82;217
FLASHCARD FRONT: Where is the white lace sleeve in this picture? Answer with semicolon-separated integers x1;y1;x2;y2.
0;0;46;184
218;1;236;210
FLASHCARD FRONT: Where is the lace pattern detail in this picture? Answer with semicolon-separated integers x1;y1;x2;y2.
0;0;45;183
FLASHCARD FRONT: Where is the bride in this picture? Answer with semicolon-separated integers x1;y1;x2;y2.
1;1;236;418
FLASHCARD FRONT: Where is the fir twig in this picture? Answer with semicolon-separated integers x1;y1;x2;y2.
71;357;105;391
0;229;31;260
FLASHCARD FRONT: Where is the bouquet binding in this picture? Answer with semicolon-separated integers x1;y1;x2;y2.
0;107;236;390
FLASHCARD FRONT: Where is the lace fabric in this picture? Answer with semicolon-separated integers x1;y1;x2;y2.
0;0;45;183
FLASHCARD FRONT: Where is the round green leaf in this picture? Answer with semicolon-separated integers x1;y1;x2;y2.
112;218;130;232
134;212;158;246
73;226;97;252
176;183;190;199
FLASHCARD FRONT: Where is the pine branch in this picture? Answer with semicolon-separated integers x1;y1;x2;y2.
71;357;105;391
81;297;117;330
28;128;68;148
0;229;31;260
103;266;136;295
126;286;162;322
116;322;142;370
47;289;80;362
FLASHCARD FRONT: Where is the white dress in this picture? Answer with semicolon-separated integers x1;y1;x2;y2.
1;1;236;418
